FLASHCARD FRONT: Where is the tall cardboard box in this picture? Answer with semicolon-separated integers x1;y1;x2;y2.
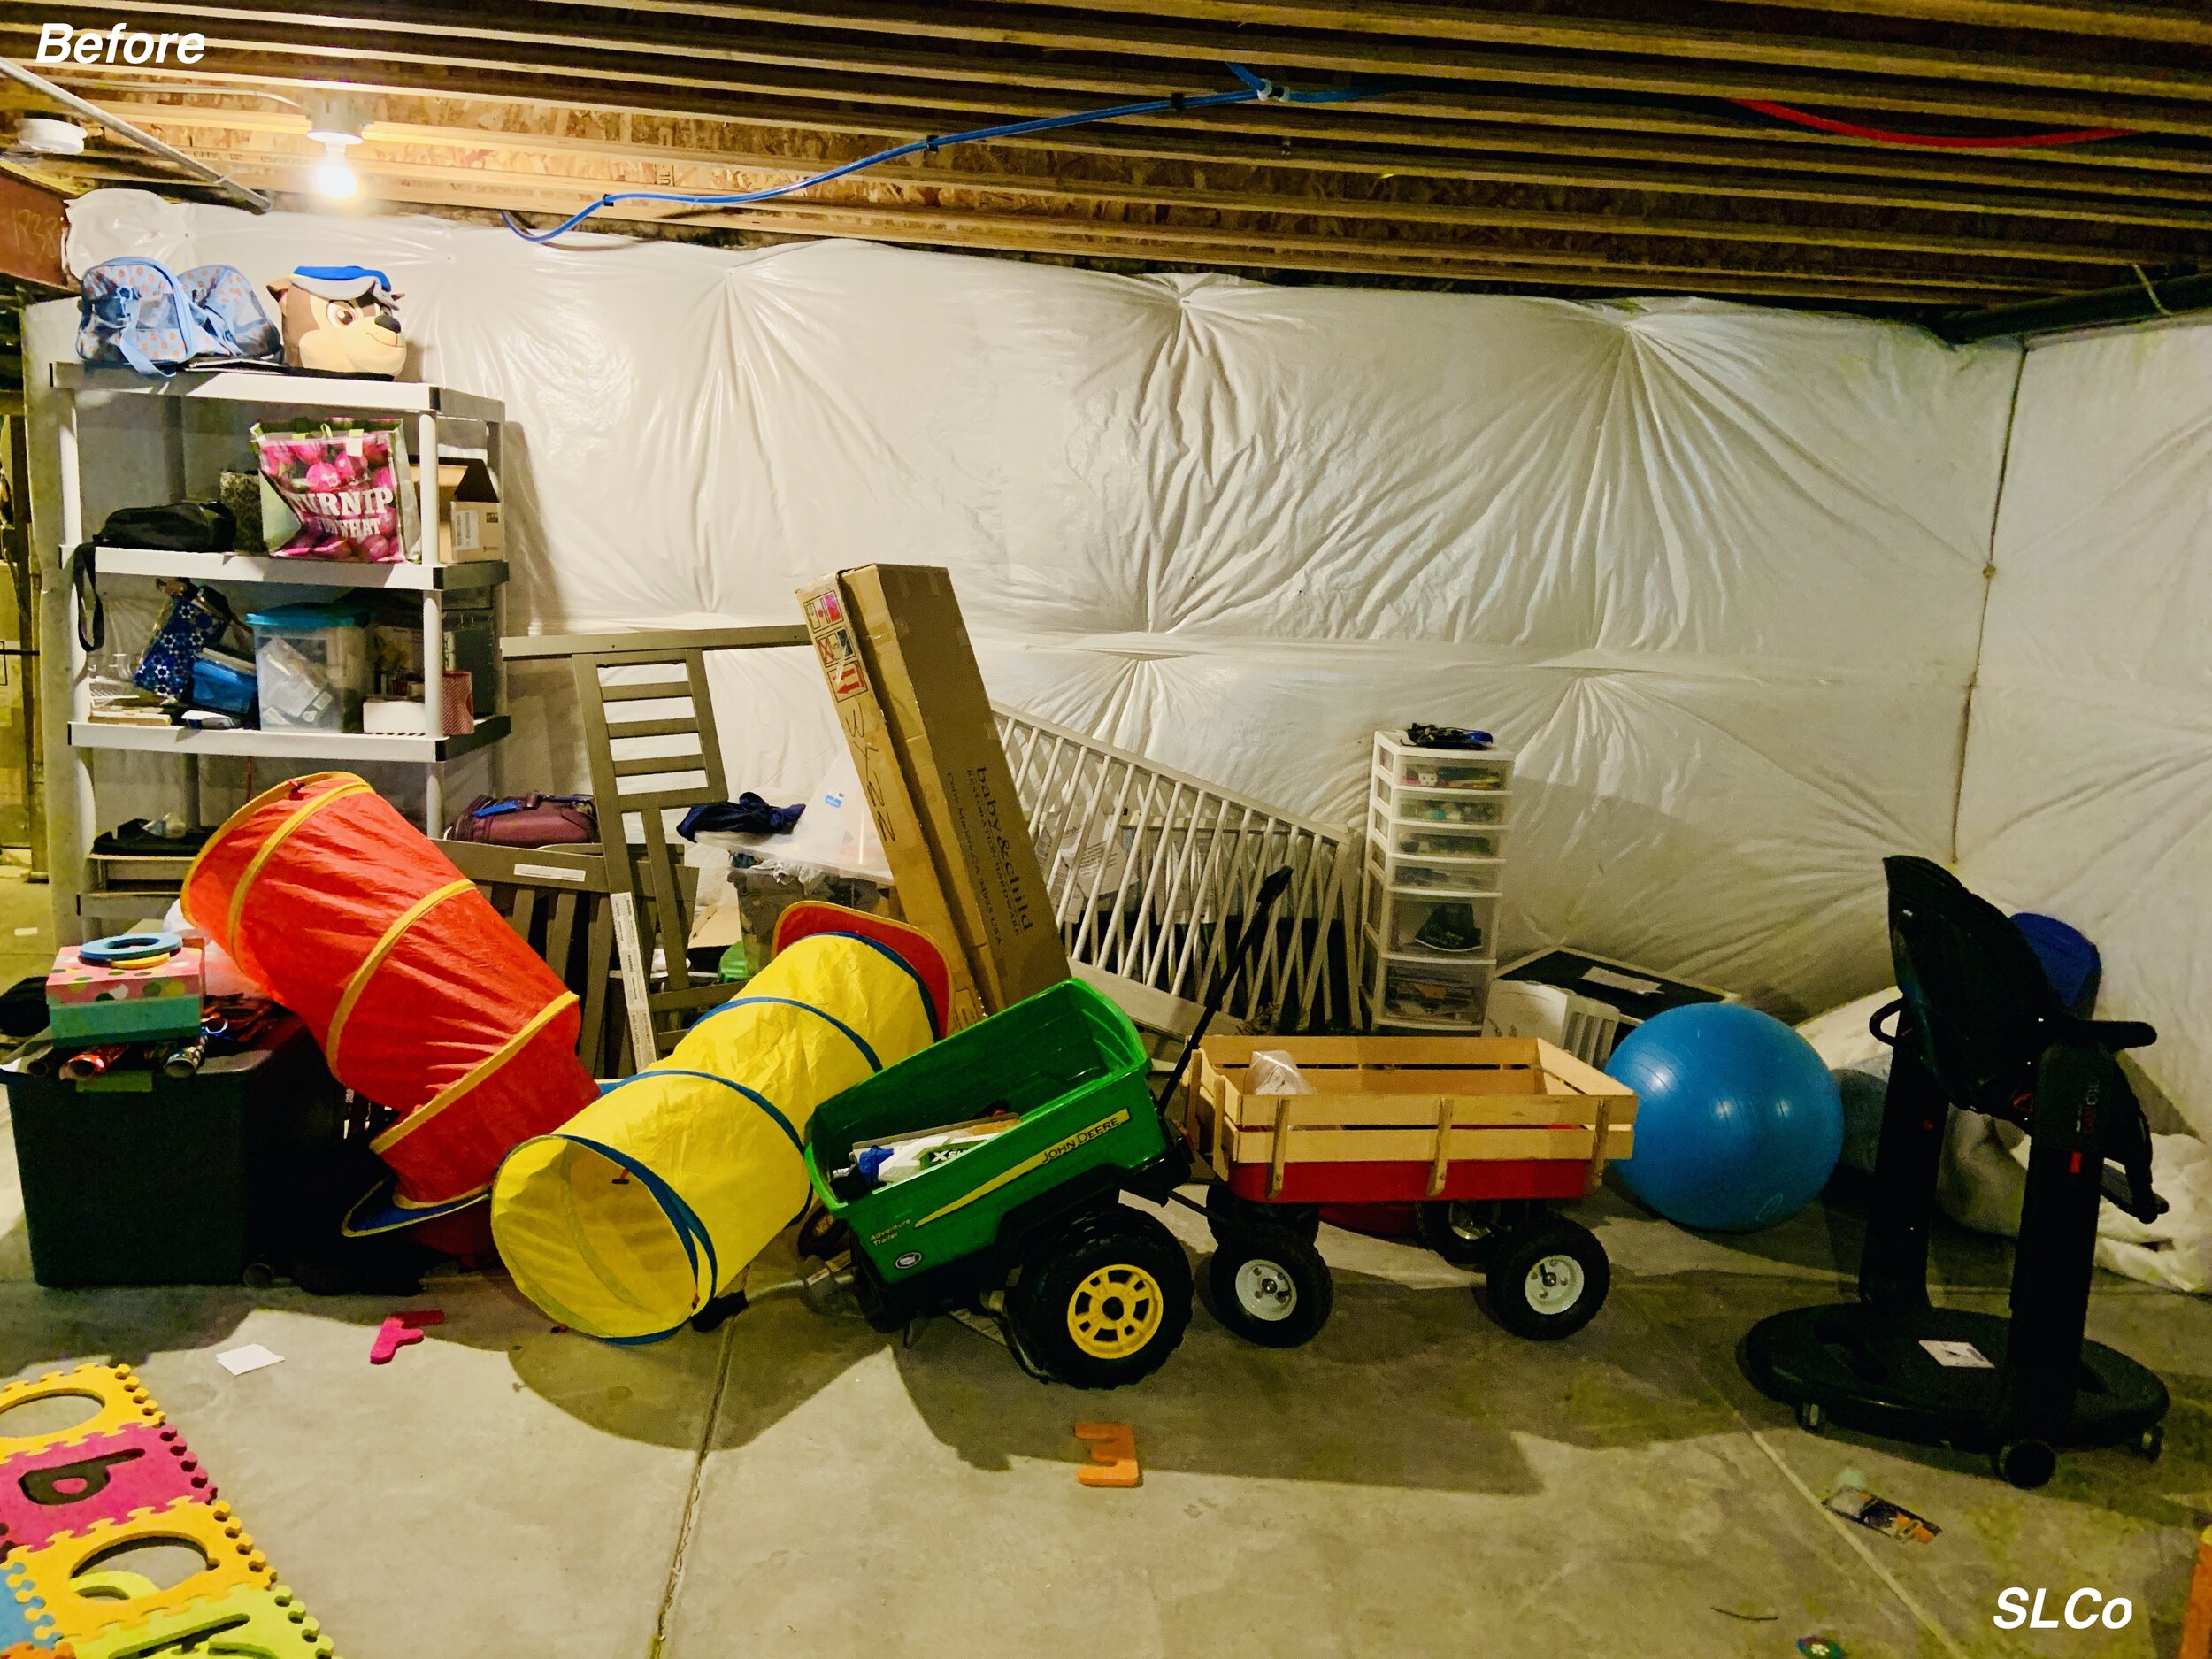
433;459;504;563
796;565;1065;1027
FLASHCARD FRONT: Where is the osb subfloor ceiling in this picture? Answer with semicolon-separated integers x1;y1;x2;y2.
4;0;2210;321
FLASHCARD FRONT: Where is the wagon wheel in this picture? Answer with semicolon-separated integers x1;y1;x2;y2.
1481;1218;1610;1341
1204;1184;1320;1247
1008;1208;1193;1389
1414;1199;1537;1270
795;1202;850;1263
1206;1225;1333;1349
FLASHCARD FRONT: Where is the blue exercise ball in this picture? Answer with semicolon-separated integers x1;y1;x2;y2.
1604;1003;1843;1233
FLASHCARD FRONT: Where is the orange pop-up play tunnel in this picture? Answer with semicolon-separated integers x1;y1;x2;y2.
181;772;598;1226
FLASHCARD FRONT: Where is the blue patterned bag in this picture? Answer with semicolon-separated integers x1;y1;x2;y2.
134;580;240;701
77;257;280;376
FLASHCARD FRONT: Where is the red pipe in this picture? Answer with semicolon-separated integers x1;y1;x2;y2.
1733;99;2131;150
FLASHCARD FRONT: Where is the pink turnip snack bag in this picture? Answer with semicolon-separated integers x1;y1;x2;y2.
251;419;419;562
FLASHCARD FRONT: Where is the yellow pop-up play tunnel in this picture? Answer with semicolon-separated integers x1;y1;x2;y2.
489;907;944;1341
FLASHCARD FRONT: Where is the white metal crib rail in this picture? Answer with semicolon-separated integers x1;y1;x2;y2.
993;704;1358;1031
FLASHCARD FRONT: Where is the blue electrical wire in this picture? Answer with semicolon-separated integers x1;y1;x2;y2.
503;64;1406;244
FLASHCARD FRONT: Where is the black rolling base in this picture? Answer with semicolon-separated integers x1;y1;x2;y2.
1740;1303;2167;1488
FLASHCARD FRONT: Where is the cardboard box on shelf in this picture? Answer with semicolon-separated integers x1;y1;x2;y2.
434;459;503;563
795;565;1065;1028
258;457;501;565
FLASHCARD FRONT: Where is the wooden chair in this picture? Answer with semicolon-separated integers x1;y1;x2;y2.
503;625;809;1064
439;837;625;1077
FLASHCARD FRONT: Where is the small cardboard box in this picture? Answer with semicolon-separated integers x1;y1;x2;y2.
434;459;503;563
795;565;1065;1027
257;455;496;564
46;944;204;1043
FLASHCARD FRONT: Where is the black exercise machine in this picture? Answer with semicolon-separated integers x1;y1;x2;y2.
1740;856;2169;1489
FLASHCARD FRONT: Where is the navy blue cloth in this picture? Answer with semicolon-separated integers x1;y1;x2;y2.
2010;911;2102;1017
678;793;804;840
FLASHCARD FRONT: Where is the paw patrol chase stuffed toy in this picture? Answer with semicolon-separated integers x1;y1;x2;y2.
267;265;406;377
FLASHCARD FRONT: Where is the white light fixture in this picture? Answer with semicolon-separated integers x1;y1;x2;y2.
302;94;366;201
310;130;360;198
17;117;86;156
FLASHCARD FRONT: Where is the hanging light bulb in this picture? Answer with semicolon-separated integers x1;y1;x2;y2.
310;131;359;199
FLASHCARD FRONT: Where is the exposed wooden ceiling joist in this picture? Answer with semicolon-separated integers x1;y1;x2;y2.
1647;0;2212;50
191;144;2074;288
523;0;2212;103
0;0;2200;321
110;106;2210;272
42;57;2212;233
22;1;2212;137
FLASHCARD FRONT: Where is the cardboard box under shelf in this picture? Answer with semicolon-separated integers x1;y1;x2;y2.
796;564;1065;1027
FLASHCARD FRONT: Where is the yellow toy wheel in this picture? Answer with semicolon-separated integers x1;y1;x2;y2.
1009;1207;1193;1388
1066;1263;1165;1358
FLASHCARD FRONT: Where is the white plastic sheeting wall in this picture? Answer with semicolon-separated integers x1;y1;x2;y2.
61;191;2023;1053
1958;322;2212;1138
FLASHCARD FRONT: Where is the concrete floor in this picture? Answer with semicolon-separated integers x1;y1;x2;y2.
0;856;2200;1658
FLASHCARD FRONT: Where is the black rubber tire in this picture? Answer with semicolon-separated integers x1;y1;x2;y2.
1205;1185;1320;1247
1009;1208;1193;1389
1207;1225;1334;1348
1482;1218;1610;1341
795;1203;849;1263
1994;1439;2056;1490
1414;1200;1533;1269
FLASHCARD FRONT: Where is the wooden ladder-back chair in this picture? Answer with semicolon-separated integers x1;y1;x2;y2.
503;625;809;1065
439;837;624;1078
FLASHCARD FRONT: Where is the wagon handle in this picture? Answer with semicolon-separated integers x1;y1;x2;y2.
1153;864;1294;1112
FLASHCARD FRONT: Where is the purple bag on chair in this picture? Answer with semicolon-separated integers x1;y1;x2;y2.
446;794;596;847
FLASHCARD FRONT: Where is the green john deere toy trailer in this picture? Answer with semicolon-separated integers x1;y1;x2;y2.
803;977;1192;1386
783;868;1294;1388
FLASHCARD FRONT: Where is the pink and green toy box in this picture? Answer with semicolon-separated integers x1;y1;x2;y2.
45;942;204;1042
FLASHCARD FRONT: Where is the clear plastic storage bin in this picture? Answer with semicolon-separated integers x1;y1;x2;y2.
1365;841;1503;896
1363;938;1496;1026
1363;885;1501;959
246;600;372;732
1368;804;1509;863
1374;730;1514;794
1371;772;1510;826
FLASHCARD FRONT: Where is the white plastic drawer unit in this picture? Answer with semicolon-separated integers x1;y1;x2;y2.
1369;805;1509;863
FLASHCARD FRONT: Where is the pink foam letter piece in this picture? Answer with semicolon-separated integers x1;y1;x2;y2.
369;1310;446;1365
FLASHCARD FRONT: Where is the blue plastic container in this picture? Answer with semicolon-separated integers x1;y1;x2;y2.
190;649;257;718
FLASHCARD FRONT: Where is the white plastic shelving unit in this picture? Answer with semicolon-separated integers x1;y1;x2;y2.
1360;728;1514;1034
50;364;510;918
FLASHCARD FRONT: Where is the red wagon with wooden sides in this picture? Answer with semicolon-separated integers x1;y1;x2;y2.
1179;1034;1636;1346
